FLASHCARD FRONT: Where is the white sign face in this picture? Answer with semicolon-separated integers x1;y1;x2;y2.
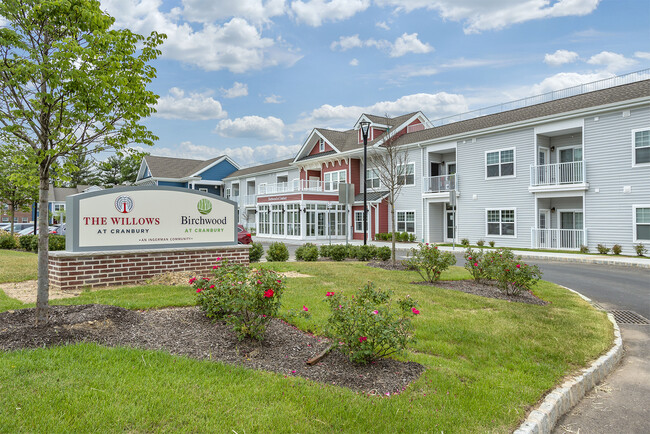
67;187;236;251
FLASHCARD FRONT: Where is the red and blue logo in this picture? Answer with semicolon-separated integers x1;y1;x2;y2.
114;195;134;214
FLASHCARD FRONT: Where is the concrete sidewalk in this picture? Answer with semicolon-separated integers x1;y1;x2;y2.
255;237;650;268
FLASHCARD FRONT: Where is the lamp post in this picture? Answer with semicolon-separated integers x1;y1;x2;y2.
360;121;370;245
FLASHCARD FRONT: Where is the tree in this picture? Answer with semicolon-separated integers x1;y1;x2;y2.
0;143;38;234
60;148;101;187
0;0;164;324
368;120;410;264
97;150;147;186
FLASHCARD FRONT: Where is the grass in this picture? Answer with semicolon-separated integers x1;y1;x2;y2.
0;257;612;433
0;250;37;283
436;243;649;258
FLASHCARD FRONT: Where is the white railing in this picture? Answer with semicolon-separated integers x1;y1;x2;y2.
530;161;585;187
258;179;329;195
423;174;457;193
243;195;257;206
531;228;587;250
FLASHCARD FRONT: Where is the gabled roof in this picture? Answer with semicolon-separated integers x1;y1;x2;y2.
356;112;420;129
353;190;389;204
141;155;225;179
49;185;103;202
224;158;294;179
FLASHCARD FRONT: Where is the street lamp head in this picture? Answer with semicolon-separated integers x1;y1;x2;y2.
360;121;370;140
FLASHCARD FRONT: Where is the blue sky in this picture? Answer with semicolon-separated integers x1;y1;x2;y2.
100;0;650;167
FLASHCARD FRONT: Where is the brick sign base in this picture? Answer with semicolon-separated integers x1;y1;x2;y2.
48;245;251;291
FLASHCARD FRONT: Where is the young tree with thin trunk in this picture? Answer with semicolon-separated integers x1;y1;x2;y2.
0;143;38;234
0;0;165;324
368;121;410;264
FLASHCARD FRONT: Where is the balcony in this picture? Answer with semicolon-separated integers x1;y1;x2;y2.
258;180;333;195
531;228;587;250
529;161;587;192
229;195;257;207
423;174;457;194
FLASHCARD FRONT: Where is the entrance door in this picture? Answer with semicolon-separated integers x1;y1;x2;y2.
559;211;584;248
446;211;455;240
538;209;551;248
559;147;583;183
430;162;440;177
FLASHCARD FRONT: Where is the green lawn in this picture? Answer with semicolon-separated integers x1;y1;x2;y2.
0;250;37;283
0;255;612;433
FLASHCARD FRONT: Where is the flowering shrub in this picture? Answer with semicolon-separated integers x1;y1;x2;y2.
483;249;542;296
193;259;285;340
324;282;419;364
406;243;456;282
463;247;489;283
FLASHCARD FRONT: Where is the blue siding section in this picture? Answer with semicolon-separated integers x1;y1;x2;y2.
158;181;188;188
198;159;238;181
193;184;221;195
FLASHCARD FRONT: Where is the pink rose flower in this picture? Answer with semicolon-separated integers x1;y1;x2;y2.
359;336;367;343
372;310;378;315
412;308;420;315
264;289;274;298
302;305;309;312
516;264;521;268
326;292;334;297
196;288;202;293
189;277;197;284
209;285;215;289
474;262;478;267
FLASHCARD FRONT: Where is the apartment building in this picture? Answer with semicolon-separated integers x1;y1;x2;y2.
222;73;650;254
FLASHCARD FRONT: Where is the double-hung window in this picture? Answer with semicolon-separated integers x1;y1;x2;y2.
354;211;364;232
397;163;415;185
487;209;515;236
319;139;325;152
634;206;650;241
396;211;415;233
486;149;515;178
366;169;380;189
633;129;650;166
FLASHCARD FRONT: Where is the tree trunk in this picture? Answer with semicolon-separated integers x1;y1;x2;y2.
35;169;50;325
9;203;15;234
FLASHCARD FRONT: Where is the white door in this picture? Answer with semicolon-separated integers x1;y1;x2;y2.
446;211;455;241
538;209;551;248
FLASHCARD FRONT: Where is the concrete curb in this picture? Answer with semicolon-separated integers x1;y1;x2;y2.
513;287;624;434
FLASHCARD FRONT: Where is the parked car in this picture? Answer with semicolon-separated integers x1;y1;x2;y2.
237;224;252;244
0;223;34;233
51;223;66;235
17;225;56;236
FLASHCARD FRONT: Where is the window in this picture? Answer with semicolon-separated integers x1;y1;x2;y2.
54;204;65;212
635;206;650;241
22;217;28;223
366;169;380;189
1;217;7;223
633;129;650;165
286;204;301;236
319;139;325;152
258;205;270;235
13;217;17;222
271;204;284;235
198;188;208;193
225;188;231;199
486;149;515;178
397;163;415;185
354;211;364;232
337;205;347;236
232;184;240;197
324;170;346;191
487;209;516;236
396;211;415;233
305;204;316;236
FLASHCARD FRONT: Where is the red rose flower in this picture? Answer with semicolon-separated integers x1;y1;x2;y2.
264;289;274;298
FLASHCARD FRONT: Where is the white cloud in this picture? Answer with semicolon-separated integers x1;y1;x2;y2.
331;33;432;58
527;71;614;95
290;0;370;27
295;92;468;131
634;51;650;60
264;94;284;104
221;82;249;98
390;33;433;57
214;116;285;141
150;141;300;165
587;51;637;72
349;58;359;66
154;87;227;120
178;0;286;24
375;21;390;30
544;49;579;66
102;0;301;73
374;0;601;34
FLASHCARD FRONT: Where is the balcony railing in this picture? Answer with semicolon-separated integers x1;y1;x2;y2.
531;228;587;250
530;161;585;187
423;174;457;194
258;180;333;195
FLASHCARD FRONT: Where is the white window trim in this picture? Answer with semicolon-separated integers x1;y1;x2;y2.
366;168;380;189
397;162;416;187
319;139;325;152
396;210;416;234
633;204;650;242
485;208;517;238
631;128;650;168
324;169;347;191
556;145;583;163
354;211;364;233
485;148;516;180
557;209;584;230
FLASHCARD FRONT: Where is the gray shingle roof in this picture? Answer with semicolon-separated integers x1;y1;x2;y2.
353;190;389;203
389;79;650;147
143;155;223;179
48;185;99;201
363;112;419;127
224;158;294;179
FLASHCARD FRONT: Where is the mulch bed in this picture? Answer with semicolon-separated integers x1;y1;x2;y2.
367;261;548;306
0;305;424;396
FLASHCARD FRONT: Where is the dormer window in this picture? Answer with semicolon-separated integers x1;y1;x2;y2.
319;139;325;152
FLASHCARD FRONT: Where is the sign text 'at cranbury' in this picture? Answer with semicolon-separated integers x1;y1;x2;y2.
66;187;237;252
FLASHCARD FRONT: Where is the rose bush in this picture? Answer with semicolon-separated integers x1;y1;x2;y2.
324;282;419;364
406;243;456;282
